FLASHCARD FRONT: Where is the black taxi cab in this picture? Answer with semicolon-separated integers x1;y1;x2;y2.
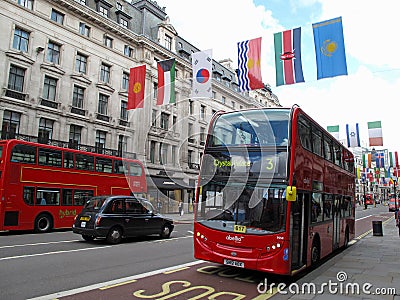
72;195;174;244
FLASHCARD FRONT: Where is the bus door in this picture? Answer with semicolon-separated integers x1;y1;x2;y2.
332;195;341;249
290;192;309;270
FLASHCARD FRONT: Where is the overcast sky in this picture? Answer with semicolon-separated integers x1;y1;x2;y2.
156;0;400;154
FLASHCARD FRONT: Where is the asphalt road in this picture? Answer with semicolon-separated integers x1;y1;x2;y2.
0;203;392;300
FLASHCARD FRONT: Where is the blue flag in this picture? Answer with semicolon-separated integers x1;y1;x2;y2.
312;17;347;80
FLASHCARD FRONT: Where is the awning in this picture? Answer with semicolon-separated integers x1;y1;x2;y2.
149;176;195;190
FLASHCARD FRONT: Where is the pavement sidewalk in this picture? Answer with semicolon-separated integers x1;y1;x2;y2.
272;216;400;300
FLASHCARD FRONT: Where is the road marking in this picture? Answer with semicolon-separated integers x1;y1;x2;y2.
27;261;205;300
163;266;190;274
0;240;80;249
99;279;137;290
0;245;114;261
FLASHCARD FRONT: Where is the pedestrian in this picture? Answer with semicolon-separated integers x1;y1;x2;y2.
178;201;183;216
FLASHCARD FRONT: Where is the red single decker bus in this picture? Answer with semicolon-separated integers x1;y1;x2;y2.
194;105;355;275
0;139;147;232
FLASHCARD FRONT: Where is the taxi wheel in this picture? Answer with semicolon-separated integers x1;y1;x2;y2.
82;235;95;242
106;226;122;244
160;224;171;239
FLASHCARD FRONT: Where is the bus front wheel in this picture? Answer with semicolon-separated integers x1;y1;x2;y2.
34;213;53;233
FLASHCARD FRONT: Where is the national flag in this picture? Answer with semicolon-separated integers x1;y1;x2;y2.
389;152;397;168
156;58;176;106
376;151;385;169
363;153;371;168
237;37;264;91
128;65;146;109
191;49;212;98
368;121;383;146
312;17;347;80
345;123;360;147
327;125;339;140
274;27;304;86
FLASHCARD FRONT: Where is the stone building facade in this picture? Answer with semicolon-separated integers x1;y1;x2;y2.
0;0;280;212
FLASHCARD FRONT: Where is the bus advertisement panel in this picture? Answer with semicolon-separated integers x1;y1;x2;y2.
0;139;147;232
194;106;355;275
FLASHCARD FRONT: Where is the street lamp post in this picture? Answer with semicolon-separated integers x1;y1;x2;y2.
362;176;367;210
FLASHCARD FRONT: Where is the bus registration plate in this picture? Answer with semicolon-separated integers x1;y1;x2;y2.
234;225;246;233
224;259;244;268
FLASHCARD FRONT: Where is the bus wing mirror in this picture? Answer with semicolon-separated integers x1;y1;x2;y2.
286;186;297;201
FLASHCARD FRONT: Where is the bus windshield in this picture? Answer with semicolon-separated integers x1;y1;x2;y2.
209;109;290;147
196;182;287;235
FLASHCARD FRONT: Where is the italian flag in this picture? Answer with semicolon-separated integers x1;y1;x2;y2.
368;121;383;147
274;27;304;86
327;125;339;140
157;58;176;105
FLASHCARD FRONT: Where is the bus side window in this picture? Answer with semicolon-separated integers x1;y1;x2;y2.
63;152;74;168
23;186;35;205
298;118;312;152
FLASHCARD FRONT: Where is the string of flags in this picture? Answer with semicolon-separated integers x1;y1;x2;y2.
126;16;348;110
327;121;384;148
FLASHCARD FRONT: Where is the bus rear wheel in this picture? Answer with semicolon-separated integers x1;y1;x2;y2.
311;240;320;265
34;214;53;233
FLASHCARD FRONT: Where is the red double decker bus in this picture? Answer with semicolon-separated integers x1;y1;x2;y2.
194;105;355;275
0;139;147;232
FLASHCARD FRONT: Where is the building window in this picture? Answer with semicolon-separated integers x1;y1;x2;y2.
18;0;33;10
43;76;57;101
119;18;129;29
150;141;156;163
151;110;157;127
161;112;169;129
159;143;167;165
79;22;90;37
212;91;216;99
124;45;133;57
153;82;158;99
69;124;81;146
104;35;113;48
46;41;61;64
122;72;129;90
171;145;176;165
72;85;84;108
188;150;193;166
165;34;172;50
200;105;206;120
118;135;127;156
1;110;21;139
98;93;108;115
51;9;64;25
120;100;128;120
231;101;235;109
99;6;109;17
8;65;25;92
221;96;226;104
189;100;194;115
100;63;110;83
75;53;87;74
188;123;193;142
38;118;54;143
13;28;29;52
200;127;205;144
95;130;106;153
